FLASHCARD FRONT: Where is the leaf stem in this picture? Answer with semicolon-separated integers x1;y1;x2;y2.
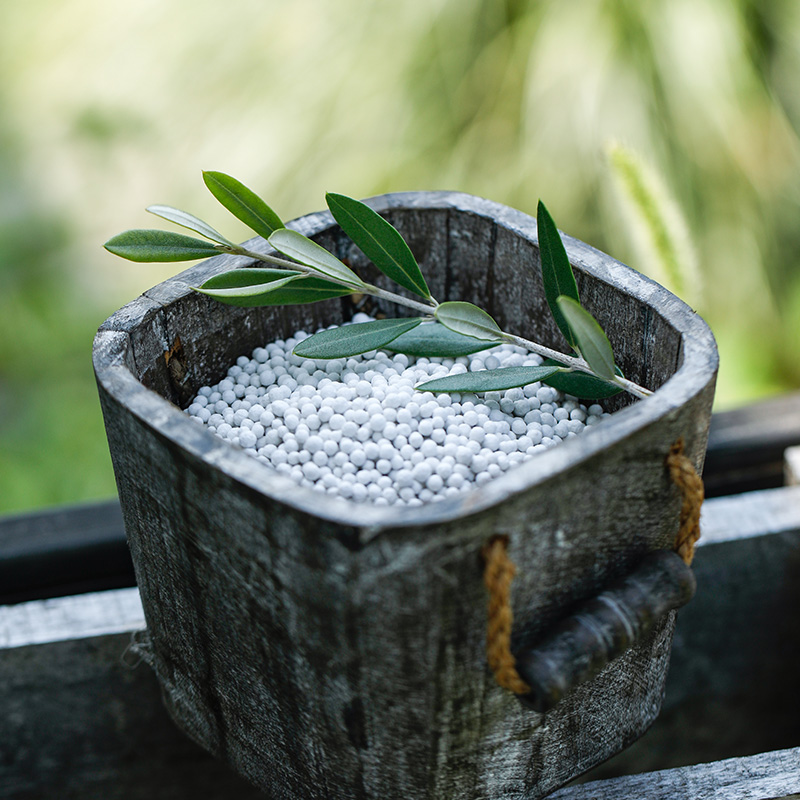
373;287;652;398
361;282;438;317
611;375;653;400
501;332;652;399
226;244;439;316
500;332;585;369
222;244;652;399
224;244;366;288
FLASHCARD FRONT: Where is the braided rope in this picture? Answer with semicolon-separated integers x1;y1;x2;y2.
665;438;705;565
482;537;531;694
482;437;705;693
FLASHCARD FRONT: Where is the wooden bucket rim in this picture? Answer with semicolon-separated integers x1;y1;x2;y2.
93;191;718;536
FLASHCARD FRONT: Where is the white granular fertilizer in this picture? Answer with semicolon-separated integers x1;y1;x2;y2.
185;313;608;506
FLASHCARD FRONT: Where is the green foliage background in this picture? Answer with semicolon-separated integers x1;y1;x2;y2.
1;0;799;513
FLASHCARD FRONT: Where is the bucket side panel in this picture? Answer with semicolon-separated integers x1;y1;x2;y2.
349;375;714;800
99;381;370;799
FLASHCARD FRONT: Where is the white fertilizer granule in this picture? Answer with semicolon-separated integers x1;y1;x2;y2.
185;314;608;506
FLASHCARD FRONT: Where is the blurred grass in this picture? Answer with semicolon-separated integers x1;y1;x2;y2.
1;0;799;513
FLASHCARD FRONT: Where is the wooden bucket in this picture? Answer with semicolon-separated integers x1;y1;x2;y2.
93;192;717;799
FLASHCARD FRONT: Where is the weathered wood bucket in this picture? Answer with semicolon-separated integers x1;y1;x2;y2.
93;192;718;799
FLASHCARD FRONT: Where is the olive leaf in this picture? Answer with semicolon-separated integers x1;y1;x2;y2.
105;176;653;400
196;270;302;303
434;302;503;342
269;228;364;287
229;276;353;306
203;171;284;239
294;318;422;359
104;229;221;262
194;268;352;308
417;365;560;393
538;200;580;348
326;192;430;299
146;205;232;246
541;359;623;399
198;274;351;307
385;322;497;357
556;296;616;381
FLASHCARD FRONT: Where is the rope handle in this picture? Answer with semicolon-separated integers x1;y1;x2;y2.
483;437;704;696
482;536;532;694
665;438;704;566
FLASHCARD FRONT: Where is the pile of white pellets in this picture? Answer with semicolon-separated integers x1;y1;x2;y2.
185;314;608;506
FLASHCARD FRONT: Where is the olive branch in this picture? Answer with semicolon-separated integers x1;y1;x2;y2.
104;172;652;400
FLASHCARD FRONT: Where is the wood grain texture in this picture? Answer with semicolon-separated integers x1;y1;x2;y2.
93;191;719;799
668;485;800;709
550;747;800;799
0;630;264;800
0;587;143;649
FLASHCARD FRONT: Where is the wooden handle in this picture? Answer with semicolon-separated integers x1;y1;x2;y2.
514;550;696;713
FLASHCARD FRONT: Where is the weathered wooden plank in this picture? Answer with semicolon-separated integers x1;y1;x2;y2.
551;747;800;799
0;631;264;800
0;500;130;604
699;483;800;544
0;587;143;649
1;486;797;798
704;391;800;496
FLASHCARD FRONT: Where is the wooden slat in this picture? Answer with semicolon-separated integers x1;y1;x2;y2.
0;499;132;603
550;747;800;799
0;630;264;800
0;587;143;649
1;486;798;798
704;391;800;496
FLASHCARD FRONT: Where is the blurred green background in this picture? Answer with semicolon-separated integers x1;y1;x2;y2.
1;0;799;514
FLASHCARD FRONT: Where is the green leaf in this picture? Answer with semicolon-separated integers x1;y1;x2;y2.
417;366;560;393
269;228;364;286
197;271;352;307
202;171;284;239
241;276;353;306
538;200;580;347
197;279;302;303
385;322;497;357
541;360;623;399
434;301;503;342
294;318;422;359
326;192;430;299
195;269;302;303
556;296;616;380
198;268;292;290
104;229;221;262
146;205;232;246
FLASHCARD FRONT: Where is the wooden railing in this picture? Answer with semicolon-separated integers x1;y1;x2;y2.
1;394;799;799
